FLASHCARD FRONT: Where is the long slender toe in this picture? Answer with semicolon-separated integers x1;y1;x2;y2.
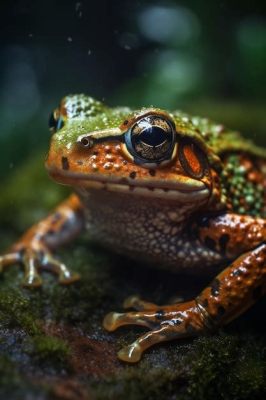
22;274;43;288
59;271;80;285
103;312;124;331
118;343;143;363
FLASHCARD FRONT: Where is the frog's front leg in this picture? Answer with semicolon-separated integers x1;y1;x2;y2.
0;194;84;287
103;213;266;363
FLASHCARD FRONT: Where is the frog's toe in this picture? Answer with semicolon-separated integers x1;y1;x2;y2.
117;325;176;363
123;295;159;311
117;342;143;363
0;246;79;287
0;252;20;272
59;271;80;285
0;249;43;287
22;273;43;288
103;312;126;332
40;253;80;285
103;310;160;331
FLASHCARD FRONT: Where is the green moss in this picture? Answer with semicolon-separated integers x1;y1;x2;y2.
182;334;266;400
0;288;40;335
29;335;71;367
90;334;266;400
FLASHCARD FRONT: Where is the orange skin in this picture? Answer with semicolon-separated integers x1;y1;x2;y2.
0;94;265;363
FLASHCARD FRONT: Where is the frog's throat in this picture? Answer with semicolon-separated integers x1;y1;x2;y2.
48;168;210;202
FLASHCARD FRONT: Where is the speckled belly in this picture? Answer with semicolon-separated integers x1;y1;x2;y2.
77;189;222;272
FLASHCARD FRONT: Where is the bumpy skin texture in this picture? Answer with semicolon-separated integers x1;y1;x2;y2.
1;94;266;363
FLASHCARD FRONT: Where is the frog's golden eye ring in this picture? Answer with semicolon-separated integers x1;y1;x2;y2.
48;111;65;133
124;115;176;166
178;139;208;179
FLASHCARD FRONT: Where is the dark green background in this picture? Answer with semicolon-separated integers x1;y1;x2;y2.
0;0;266;177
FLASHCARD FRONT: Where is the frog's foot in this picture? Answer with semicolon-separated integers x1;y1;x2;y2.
0;247;80;287
103;300;207;363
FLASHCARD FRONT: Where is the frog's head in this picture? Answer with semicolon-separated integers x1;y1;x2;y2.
46;94;222;206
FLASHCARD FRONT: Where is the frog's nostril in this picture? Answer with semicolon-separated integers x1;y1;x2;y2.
79;136;94;148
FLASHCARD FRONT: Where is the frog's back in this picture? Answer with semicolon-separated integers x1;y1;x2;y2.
172;110;266;160
171;111;266;218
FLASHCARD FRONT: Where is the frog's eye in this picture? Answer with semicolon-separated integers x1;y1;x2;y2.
178;139;207;179
124;115;176;166
48;111;65;133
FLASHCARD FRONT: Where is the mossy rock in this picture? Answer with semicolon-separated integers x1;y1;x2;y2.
0;154;266;400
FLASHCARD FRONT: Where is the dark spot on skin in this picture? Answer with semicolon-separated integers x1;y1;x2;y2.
232;268;243;277
163;188;169;192
123;120;128;125
198;216;211;228
119;178;129;185
202;298;209;308
149;169;156;177
210;279;220;297
51;212;62;224
60;221;70;233
186;323;196;334
47;229;55;236
219;234;230;253
38;250;44;259
253;285;263;301
216;305;226;318
129;171;137;179
93;151;99;156
19;248;26;257
155;310;165;320
205;236;216;251
61;157;69;170
77;160;83;165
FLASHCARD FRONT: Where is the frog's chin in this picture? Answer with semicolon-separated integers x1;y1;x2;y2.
48;168;210;203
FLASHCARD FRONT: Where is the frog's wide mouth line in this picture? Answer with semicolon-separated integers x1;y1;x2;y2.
48;167;210;201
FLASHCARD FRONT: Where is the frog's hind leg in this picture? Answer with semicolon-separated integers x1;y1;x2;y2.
104;242;266;363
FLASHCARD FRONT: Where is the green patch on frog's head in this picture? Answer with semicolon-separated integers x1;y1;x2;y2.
46;94;219;205
49;94;105;130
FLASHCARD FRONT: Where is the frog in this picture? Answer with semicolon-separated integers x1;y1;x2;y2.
1;94;266;363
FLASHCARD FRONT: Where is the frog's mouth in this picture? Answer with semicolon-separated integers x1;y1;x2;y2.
48;167;210;203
